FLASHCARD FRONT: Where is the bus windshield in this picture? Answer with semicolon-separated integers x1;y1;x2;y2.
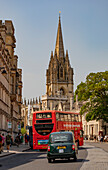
36;112;52;119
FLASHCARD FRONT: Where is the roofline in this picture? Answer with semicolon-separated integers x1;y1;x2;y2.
33;110;80;115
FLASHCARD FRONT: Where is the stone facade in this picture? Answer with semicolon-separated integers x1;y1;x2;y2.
82;115;108;140
21;97;42;129
0;20;22;138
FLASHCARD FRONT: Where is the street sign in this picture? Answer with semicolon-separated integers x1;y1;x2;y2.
8;122;12;129
18;124;21;130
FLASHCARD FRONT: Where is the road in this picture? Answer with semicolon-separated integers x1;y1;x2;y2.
0;147;87;170
81;142;108;170
85;141;108;152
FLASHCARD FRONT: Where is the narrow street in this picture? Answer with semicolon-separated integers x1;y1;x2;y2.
0;146;87;170
0;142;108;170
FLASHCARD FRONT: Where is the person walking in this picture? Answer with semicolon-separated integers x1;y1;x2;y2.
2;133;5;152
6;132;11;152
100;135;103;142
98;135;100;142
94;136;96;142
0;133;3;154
15;134;20;147
25;133;28;145
27;134;29;145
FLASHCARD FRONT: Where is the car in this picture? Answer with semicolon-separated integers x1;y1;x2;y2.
47;131;78;163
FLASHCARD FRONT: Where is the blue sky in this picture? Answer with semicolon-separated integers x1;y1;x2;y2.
0;0;108;100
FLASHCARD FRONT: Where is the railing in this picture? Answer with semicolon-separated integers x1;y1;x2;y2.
42;94;68;100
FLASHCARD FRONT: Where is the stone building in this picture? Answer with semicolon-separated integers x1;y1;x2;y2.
0;20;22;138
21;97;42;129
74;97;108;139
42;15;74;111
82;113;108;140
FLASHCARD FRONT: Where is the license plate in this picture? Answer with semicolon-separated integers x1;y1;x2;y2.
59;149;64;153
57;146;66;149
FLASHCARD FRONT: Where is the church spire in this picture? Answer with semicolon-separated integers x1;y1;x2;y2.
55;13;64;59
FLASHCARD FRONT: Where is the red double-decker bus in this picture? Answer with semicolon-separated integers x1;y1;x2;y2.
33;110;83;150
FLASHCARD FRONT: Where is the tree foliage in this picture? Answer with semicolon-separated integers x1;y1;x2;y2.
75;71;108;123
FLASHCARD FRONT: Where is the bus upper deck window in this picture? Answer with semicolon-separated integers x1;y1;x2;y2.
39;114;42;118
43;114;46;118
47;113;51;118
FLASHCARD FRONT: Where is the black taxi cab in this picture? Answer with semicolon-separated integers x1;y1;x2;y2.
47;131;78;163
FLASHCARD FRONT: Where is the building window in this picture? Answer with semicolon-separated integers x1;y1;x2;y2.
60;87;65;95
60;67;63;78
18;88;21;95
11;76;14;93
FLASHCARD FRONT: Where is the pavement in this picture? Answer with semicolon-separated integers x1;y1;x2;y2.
0;144;31;158
80;141;108;170
85;140;108;153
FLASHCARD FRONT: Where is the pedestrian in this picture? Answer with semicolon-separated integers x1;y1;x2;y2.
27;134;29;145
94;136;96;142
15;134;20;147
98;135;100;142
10;135;13;147
21;134;23;143
104;135;108;142
2;133;5;152
6;132;11;152
25;133;28;145
100;135;103;142
0;132;3;154
19;133;22;144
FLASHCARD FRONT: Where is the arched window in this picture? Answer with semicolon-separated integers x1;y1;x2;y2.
60;67;63;78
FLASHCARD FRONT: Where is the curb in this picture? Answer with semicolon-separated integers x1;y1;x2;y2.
0;147;31;158
22;148;31;152
0;152;15;158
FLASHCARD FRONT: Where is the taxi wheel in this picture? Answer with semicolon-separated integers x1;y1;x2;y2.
73;154;77;162
48;159;51;163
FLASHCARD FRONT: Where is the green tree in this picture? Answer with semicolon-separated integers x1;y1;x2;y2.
75;71;108;123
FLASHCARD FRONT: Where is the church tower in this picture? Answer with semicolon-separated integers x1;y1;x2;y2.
42;14;74;111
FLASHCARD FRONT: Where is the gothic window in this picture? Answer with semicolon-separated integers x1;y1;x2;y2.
60;87;65;95
60;67;63;78
11;76;14;93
